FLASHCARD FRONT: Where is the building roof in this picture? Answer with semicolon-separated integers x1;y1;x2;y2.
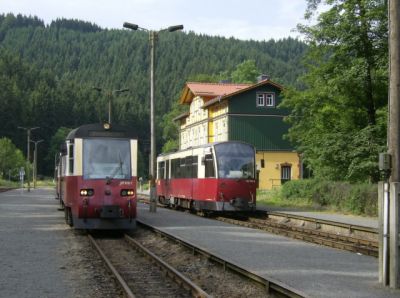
179;79;284;108
179;82;252;104
172;111;189;122
201;79;283;109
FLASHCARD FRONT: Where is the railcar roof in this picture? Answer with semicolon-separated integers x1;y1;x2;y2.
66;123;137;140
158;141;253;157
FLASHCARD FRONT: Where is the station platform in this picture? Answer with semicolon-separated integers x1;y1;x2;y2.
0;188;119;298
137;203;399;298
0;188;74;297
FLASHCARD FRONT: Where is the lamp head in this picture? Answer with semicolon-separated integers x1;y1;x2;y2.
168;25;184;32
123;22;139;30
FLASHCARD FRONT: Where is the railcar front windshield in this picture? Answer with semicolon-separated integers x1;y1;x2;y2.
214;142;255;179
83;138;131;179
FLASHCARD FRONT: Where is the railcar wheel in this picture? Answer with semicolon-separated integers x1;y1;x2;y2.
190;200;197;213
64;207;73;227
57;200;64;211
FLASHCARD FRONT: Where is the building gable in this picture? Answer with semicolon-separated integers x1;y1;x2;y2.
227;83;286;116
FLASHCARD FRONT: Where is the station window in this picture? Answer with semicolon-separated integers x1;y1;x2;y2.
257;93;265;107
281;165;291;184
256;92;275;108
68;143;74;175
266;93;275;107
261;159;265;168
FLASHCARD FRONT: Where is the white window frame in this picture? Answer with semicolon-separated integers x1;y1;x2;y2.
256;92;275;108
257;93;265;107
265;93;275;107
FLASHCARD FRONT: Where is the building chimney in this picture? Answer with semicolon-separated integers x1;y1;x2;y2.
257;74;269;82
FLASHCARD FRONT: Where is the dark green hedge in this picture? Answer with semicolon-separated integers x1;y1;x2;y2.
281;179;377;216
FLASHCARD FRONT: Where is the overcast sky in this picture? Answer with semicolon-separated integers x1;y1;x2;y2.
0;0;310;41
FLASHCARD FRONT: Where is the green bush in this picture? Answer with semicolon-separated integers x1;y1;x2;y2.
280;179;315;200
279;179;377;216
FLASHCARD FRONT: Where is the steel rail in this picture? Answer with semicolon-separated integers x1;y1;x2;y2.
124;234;211;298
87;234;136;298
137;220;308;298
248;216;378;245
250;217;378;248
266;210;377;234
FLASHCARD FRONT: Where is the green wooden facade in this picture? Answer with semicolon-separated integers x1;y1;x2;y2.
225;82;293;151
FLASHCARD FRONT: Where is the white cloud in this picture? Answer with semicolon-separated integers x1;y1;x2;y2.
0;0;308;40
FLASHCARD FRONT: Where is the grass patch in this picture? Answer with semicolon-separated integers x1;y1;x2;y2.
0;178;55;189
256;179;378;216
0;179;19;188
257;189;325;211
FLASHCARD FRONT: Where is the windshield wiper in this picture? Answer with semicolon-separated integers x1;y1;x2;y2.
106;152;124;184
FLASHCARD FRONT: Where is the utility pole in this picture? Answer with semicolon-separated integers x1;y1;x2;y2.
30;139;43;189
149;30;156;212
18;126;39;192
388;0;400;288
92;87;129;124
123;22;183;213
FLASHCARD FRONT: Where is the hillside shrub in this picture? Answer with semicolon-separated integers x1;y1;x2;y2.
280;179;378;216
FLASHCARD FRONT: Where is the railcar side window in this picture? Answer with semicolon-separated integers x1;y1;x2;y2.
204;154;215;178
171;158;180;178
180;158;186;178
68;143;74;174
192;155;198;178
157;161;165;179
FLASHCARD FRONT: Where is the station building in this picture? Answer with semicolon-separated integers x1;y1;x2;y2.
174;77;301;190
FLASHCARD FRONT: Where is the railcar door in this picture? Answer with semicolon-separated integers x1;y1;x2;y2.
165;160;171;198
157;160;167;199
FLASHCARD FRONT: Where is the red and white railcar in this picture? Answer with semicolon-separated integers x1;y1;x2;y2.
156;141;256;212
57;123;138;229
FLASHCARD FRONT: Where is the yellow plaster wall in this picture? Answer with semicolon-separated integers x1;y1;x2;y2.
207;102;228;143
208;121;214;143
256;151;301;190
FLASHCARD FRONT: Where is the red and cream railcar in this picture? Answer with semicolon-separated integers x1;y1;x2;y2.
57;123;138;230
156;141;256;212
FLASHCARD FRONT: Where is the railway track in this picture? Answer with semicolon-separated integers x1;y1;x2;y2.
136;221;306;298
138;194;378;257
88;233;210;298
216;215;378;257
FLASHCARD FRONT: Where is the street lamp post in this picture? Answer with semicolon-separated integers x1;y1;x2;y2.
18;126;39;192
30;139;43;189
123;22;183;213
92;87;129;124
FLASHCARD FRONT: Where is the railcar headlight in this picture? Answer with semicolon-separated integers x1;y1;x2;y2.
121;189;134;196
80;189;94;196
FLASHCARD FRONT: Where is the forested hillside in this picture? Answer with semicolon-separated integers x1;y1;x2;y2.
0;13;307;177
